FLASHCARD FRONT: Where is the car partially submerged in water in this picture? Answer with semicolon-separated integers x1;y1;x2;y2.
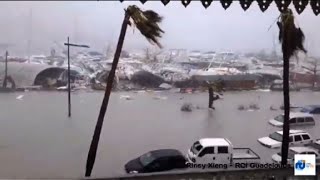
258;130;313;148
269;112;315;127
124;149;187;174
305;139;320;153
300;105;320;115
272;146;320;165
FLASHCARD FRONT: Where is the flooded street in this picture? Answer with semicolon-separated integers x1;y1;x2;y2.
0;91;319;178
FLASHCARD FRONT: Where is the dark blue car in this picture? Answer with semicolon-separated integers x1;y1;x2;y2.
300;105;320;114
124;149;187;173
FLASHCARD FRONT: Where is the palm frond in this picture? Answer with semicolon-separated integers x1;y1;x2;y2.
277;9;307;58
126;5;164;48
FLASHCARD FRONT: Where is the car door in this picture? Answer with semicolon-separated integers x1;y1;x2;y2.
296;117;304;126
216;146;231;164
294;135;303;145
146;159;162;172
289;136;294;146
171;156;187;169
197;147;215;164
305;117;315;126
157;157;171;172
301;134;313;144
289;118;297;126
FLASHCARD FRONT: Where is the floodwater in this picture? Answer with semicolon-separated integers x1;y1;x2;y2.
0;90;319;179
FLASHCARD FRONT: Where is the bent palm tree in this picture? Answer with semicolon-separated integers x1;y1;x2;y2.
277;9;306;165
85;5;164;177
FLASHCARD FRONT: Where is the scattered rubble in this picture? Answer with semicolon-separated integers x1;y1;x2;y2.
16;95;24;100
238;105;246;111
181;103;193;112
249;103;260;110
159;83;172;90
153;96;168;100
120;95;133;100
270;106;278;111
238;103;260;111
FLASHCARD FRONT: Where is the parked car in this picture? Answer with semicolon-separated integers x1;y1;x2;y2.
124;149;187;173
300;105;320;115
258;130;313;148
187;138;260;164
304;139;320;153
268;112;315;127
272;146;320;165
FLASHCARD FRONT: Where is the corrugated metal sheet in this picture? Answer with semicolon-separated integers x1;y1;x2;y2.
0;62;65;88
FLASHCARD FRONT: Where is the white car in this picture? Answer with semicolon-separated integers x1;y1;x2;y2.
269;112;315;127
258;130;313;148
272;146;320;165
187;138;260;164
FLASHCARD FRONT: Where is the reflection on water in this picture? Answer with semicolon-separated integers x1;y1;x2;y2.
0;91;319;178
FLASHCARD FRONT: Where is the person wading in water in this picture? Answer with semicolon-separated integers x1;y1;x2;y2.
208;86;220;109
207;80;225;109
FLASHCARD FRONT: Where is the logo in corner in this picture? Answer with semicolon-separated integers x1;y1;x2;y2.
294;154;316;176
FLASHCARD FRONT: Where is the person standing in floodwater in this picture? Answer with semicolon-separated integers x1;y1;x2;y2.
208;86;220;109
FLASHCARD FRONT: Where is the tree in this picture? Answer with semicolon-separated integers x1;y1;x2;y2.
277;9;307;165
85;5;164;177
302;57;320;88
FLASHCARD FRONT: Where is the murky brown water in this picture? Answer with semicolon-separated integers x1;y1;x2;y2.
0;90;319;178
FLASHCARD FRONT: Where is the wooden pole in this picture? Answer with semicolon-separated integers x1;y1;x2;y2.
63;38;89;118
3;51;8;88
67;37;71;117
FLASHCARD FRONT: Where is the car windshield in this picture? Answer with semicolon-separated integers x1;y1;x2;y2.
269;132;283;142
274;115;284;122
139;152;156;166
191;141;203;155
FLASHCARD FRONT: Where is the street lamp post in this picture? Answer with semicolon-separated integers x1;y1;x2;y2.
64;37;89;117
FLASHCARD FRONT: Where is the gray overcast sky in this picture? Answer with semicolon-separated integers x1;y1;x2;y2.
0;1;319;56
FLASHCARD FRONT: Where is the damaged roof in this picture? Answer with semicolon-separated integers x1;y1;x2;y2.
0;62;66;88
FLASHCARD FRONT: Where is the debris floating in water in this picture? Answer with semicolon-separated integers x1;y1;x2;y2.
153;96;168;100
237;103;260;111
238;105;246;111
270;106;277;111
181;103;193;112
16;95;24;100
159;83;172;90
249;103;260;110
120;95;133;100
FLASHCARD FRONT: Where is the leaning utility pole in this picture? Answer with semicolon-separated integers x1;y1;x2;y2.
64;37;89;117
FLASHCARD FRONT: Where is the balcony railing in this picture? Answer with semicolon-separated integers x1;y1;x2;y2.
87;166;319;180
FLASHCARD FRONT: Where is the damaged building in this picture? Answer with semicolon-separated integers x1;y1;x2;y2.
0;62;82;89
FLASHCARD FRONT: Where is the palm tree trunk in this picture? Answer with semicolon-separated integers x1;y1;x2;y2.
281;27;290;166
85;11;130;177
